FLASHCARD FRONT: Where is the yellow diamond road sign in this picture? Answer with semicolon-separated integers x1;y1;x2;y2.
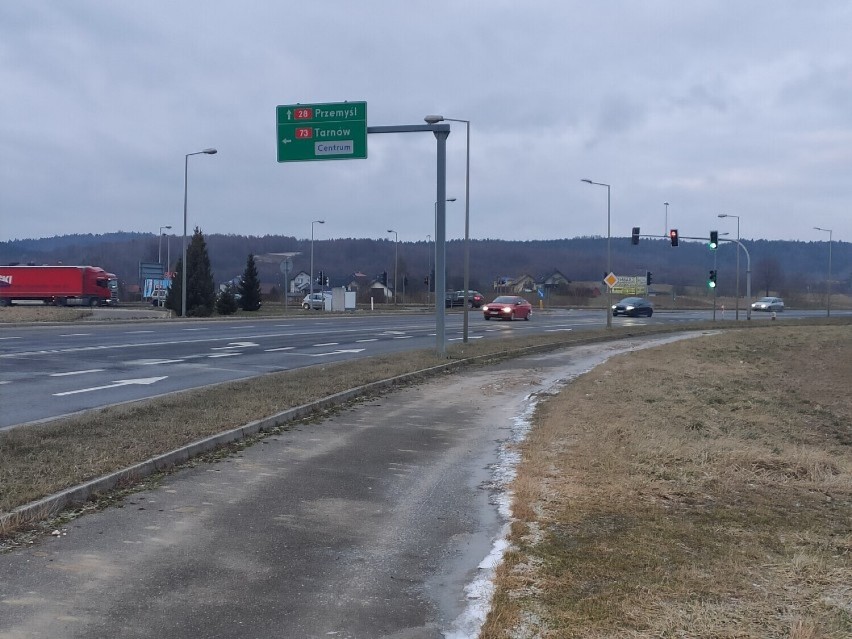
604;272;618;288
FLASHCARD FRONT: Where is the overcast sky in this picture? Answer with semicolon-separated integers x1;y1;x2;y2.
2;1;850;246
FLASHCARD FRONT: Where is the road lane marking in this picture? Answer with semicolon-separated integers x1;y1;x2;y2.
313;342;339;347
208;353;241;358
50;369;105;377
125;330;155;334
356;339;378;343
393;336;413;339
264;346;295;352
53;376;168;396
0;336;22;341
59;333;91;337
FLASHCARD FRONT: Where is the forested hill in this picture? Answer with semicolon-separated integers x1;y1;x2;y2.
1;233;849;298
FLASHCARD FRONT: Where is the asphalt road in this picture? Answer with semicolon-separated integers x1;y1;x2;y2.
1;337;702;638
0;307;837;429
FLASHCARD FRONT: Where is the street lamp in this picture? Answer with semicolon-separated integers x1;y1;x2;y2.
425;115;472;342
181;148;217;318
310;220;325;299
158;225;172;266
387;229;398;305
432;198;457;304
664;202;669;237
813;226;833;317
718;214;741;320
581;178;612;328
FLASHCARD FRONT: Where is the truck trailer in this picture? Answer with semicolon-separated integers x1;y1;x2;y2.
0;265;118;307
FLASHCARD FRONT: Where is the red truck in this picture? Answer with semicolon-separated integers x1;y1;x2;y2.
0;265;118;307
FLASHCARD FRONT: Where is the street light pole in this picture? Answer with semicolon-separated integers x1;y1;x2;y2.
426;234;431;305
181;148;217;318
425;116;472;342
581;179;612;328
387;229;398;305
310;220;325;299
432;197;456;305
718;214;741;320
158;225;172;266
664;201;669;237
814;226;833;317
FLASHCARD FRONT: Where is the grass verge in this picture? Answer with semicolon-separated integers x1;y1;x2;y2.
482;324;851;638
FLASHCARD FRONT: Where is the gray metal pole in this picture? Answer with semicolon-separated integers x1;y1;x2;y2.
434;129;449;355
461;120;471;343
181;154;189;318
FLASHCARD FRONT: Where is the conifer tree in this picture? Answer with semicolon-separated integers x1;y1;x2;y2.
238;253;262;311
185;227;215;317
216;285;238;315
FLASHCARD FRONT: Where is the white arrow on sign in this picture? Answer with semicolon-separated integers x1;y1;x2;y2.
53;377;168;397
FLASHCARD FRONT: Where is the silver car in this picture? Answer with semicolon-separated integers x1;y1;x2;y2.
302;292;331;310
751;296;784;312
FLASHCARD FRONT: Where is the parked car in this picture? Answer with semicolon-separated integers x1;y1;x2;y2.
302;292;331;310
612;297;654;317
751;296;784;312
482;296;532;321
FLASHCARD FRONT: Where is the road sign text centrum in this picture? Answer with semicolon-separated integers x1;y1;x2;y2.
276;101;367;162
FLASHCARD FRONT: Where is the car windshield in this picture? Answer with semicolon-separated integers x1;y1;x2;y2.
619;297;643;304
491;296;518;304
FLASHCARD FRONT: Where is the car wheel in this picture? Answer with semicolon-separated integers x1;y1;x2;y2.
647;309;653;317
524;311;530;321
302;303;310;309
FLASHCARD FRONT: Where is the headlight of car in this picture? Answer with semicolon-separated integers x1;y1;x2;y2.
625;305;635;311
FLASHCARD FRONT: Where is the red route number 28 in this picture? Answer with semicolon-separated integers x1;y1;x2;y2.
294;108;313;120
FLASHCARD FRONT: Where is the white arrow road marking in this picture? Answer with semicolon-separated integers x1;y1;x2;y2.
50;369;105;377
211;341;259;350
53;376;168;397
310;348;365;357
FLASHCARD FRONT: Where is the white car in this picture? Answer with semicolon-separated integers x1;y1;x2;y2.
302;292;331;310
751;296;784;312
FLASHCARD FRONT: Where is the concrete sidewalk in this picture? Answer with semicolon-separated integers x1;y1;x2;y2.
0;336;693;639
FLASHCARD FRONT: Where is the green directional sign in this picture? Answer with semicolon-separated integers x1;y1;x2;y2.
276;101;367;162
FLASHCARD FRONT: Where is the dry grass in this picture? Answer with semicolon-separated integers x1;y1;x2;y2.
483;325;851;638
0;321;713;522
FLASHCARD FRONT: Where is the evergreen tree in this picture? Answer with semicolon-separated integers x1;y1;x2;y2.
185;227;216;317
238;253;262;311
216;285;238;315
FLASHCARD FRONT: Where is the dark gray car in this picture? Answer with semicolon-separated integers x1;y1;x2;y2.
612;297;653;317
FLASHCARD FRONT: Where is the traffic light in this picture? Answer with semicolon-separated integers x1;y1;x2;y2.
324;276;329;286
424;276;429;286
708;270;717;288
670;229;679;246
646;271;652;286
709;230;718;249
317;270;323;285
381;271;388;286
631;227;640;245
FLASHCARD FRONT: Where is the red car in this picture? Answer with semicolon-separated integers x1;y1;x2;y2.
482;296;532;321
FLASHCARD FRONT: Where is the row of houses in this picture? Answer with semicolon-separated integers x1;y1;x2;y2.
222;269;576;301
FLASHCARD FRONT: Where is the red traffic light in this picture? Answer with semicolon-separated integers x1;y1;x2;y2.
669;229;679;246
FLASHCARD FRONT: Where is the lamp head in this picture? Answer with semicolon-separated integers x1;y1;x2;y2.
424;115;444;124
447;197;457;202
202;148;217;155
581;178;592;184
718;214;728;218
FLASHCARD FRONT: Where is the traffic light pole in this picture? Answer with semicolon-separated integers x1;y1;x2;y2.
631;231;752;320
